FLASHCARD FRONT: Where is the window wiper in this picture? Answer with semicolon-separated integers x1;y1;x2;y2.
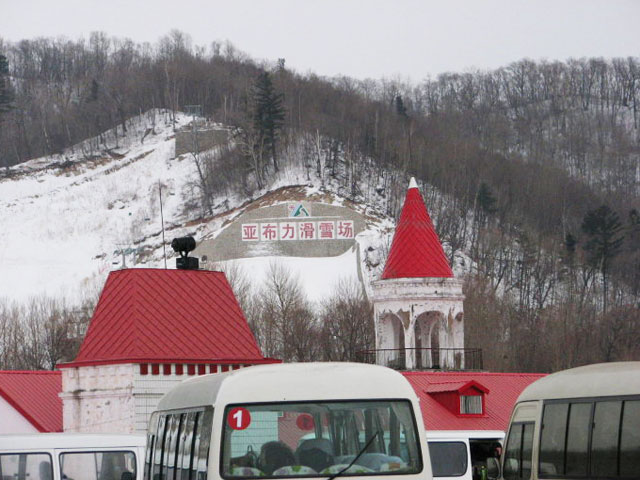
327;432;381;480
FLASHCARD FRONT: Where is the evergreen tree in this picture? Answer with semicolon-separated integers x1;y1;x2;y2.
475;182;497;229
477;182;497;215
395;95;408;118
253;71;285;172
565;232;577;255
0;54;15;170
581;205;624;313
0;54;14;113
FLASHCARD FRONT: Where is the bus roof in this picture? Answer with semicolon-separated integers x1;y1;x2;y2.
517;361;640;402
0;433;146;451
157;362;420;411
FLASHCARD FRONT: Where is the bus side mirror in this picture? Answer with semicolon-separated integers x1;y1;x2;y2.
486;457;500;480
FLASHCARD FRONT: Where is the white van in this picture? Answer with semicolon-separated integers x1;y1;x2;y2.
427;431;504;480
0;433;146;480
144;362;433;480
500;361;640;480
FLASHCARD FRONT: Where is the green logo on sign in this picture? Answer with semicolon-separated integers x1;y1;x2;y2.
289;203;310;217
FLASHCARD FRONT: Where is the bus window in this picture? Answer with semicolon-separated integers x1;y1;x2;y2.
521;424;533;479
0;454;52;480
145;412;158;480
565;403;591;476
60;451;136;480
146;408;213;480
178;412;196;480
503;423;533;480
197;409;213;479
221;400;422;478
620;400;640;477
152;414;169;479
427;442;467;477
539;403;568;475
164;415;179;477
590;401;622;477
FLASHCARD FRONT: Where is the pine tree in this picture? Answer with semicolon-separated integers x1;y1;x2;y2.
253;71;285;172
0;54;14;113
477;182;497;215
475;182;497;229
395;95;408;118
581;205;624;313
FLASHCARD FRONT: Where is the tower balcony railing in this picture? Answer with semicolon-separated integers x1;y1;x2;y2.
355;348;483;371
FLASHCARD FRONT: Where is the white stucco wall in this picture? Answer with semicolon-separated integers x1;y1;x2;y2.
61;364;136;434
62;363;243;434
372;277;465;369
0;395;38;434
133;364;244;433
133;365;203;433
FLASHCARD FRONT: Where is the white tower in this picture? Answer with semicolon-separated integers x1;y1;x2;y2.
372;178;465;370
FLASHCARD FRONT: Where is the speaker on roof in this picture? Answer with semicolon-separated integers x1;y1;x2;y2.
171;236;199;270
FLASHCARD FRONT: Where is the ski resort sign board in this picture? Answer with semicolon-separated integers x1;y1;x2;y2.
195;198;365;262
241;220;354;242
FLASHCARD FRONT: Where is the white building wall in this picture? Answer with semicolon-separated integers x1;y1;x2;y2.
134;364;196;434
62;363;244;434
61;364;135;433
372;277;465;369
0;396;39;434
133;364;243;433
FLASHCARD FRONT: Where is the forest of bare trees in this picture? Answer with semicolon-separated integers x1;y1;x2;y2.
0;31;638;372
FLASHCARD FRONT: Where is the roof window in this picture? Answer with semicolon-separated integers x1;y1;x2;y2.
460;394;483;415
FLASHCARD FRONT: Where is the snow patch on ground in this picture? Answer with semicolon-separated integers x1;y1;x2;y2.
0;111;398;305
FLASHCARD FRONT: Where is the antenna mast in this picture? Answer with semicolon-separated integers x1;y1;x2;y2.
159;182;167;269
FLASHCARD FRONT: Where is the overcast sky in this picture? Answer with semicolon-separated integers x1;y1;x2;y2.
2;0;639;81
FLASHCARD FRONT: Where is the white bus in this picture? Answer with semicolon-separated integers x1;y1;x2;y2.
499;362;640;480
0;433;146;480
143;362;432;480
426;430;504;480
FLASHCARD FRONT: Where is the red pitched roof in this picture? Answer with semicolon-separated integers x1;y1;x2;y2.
59;269;270;368
424;380;490;394
0;371;62;432
381;178;453;279
403;371;546;431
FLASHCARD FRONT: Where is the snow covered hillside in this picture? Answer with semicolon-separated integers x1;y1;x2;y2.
0;110;398;306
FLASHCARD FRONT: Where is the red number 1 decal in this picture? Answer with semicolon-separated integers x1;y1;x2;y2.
228;407;251;430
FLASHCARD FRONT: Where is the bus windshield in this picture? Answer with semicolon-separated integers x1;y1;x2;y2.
221;400;422;478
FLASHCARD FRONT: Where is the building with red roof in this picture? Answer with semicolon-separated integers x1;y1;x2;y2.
371;178;466;370
58;268;278;433
402;371;546;431
0;371;62;433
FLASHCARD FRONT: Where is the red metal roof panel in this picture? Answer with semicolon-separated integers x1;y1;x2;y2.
0;371;62;432
61;269;267;367
424;380;490;394
381;180;453;279
403;371;546;431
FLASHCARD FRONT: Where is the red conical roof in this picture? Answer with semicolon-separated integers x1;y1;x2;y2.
381;178;453;279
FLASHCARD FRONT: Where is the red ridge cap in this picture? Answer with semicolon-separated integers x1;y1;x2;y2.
58;357;281;369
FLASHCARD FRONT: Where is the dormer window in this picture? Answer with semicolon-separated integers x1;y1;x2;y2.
460;394;483;414
425;379;489;417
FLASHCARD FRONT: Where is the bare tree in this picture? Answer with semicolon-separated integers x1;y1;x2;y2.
255;262;319;361
319;279;374;362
